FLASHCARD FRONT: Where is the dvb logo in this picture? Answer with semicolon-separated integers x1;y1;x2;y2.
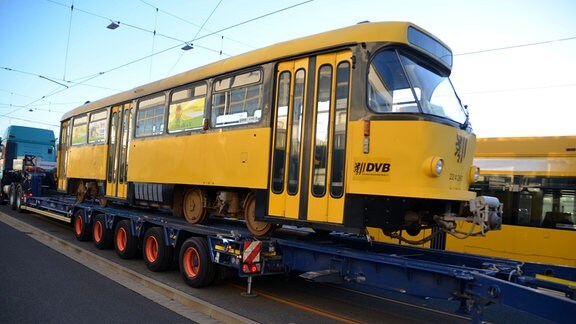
354;162;391;175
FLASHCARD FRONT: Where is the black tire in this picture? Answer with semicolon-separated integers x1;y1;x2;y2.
9;183;17;210
15;184;26;213
0;187;7;205
73;210;92;241
179;237;216;288
115;220;139;259
93;214;113;249
143;227;173;272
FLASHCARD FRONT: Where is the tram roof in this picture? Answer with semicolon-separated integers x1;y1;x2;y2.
62;21;439;121
475;136;576;157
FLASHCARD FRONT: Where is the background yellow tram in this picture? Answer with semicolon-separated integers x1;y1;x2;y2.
447;136;576;266
375;136;576;266
57;22;498;237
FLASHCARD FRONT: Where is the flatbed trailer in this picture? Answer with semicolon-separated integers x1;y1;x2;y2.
20;194;576;323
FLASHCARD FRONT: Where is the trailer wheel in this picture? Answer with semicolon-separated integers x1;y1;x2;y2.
143;227;173;272
9;183;17;210
244;194;273;237
179;237;216;288
73;210;92;241
115;220;139;259
93;214;113;249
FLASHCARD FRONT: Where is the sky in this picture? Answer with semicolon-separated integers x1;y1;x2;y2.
1;0;575;139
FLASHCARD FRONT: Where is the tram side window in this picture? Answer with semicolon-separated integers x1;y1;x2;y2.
211;70;263;127
136;94;166;137
331;62;350;198
168;83;207;133
71;115;88;145
271;71;291;193
88;110;108;144
312;65;333;197
287;69;306;195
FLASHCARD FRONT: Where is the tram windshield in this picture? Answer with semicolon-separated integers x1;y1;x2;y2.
368;49;467;125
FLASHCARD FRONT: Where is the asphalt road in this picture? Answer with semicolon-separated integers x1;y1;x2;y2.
0;216;210;323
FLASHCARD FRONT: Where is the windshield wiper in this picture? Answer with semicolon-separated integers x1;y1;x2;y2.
461;104;470;130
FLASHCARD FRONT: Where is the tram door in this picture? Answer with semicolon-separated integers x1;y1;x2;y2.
105;103;132;199
57;120;71;191
268;51;351;224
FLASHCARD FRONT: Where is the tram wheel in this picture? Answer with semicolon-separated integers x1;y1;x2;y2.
244;194;273;237
179;237;216;288
76;180;86;203
182;188;207;224
143;227;173;272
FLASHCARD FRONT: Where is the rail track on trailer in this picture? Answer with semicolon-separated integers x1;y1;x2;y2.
19;194;576;323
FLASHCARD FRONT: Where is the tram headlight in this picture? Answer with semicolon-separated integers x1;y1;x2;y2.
469;166;480;183
424;156;444;177
434;158;444;176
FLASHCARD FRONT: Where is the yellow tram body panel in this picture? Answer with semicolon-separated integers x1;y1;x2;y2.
127;128;271;188
346;120;476;201
65;144;107;180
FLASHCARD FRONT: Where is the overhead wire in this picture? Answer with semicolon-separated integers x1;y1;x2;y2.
138;0;255;49
0;66;123;92
44;0;230;53
149;6;159;80
2;114;60;127
167;0;223;76
63;2;74;80
455;36;576;56
460;83;576;96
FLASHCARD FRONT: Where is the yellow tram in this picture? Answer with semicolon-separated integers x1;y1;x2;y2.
57;22;498;237
447;136;576;266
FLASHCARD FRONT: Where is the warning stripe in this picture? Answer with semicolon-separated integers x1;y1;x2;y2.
243;241;261;263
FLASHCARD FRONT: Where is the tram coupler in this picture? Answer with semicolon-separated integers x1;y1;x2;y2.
470;196;503;233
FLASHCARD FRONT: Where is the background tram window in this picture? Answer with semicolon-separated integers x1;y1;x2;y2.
211;70;263;127
136;94;166;137
473;175;576;229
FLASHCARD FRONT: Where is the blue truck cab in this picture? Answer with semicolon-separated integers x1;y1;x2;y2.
0;125;57;205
